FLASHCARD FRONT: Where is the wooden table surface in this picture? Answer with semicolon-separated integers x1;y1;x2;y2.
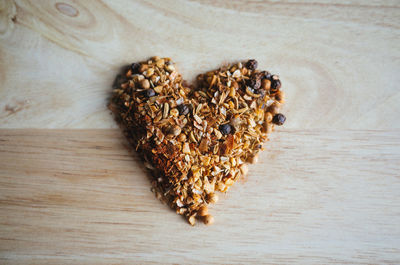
1;0;400;264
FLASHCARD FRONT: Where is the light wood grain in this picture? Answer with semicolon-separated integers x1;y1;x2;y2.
0;0;400;264
0;129;399;264
0;0;399;129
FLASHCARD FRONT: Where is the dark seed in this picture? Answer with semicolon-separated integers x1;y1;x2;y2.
260;71;272;80
177;104;190;115
219;124;232;135
246;77;261;90
271;79;281;91
271;75;281;91
113;74;127;88
245;59;258;71
131;63;140;74
246;79;255;88
254;88;265;95
272;113;286;126
144;89;156;98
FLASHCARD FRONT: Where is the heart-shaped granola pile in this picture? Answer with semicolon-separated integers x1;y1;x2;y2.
110;57;285;225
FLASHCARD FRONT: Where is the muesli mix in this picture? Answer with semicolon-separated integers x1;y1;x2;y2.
110;57;285;225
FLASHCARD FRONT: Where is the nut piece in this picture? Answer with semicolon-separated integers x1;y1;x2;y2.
214;129;222;139
145;68;154;77
229;86;236;97
199;138;209;153
248;154;259;164
262;79;271;90
207;193;219;204
170;108;179;117
156;59;165;68
182;142;190;154
139;64;148;73
166;64;175;72
163;103;170;119
203;214;214;225
265;112;273;123
188;215;196;226
154;86;163;94
232;69;241;78
267;102;280;115
275;90;285;103
262;122;273;134
170;125;181;136
178;133;186;142
140;79;150;89
198;205;208;216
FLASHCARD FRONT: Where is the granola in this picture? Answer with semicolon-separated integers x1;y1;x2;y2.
110;57;285;225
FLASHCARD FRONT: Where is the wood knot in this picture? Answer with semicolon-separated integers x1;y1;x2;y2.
55;3;79;17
